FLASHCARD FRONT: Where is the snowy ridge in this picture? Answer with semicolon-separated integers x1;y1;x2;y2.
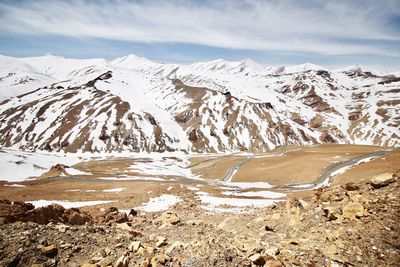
0;54;398;153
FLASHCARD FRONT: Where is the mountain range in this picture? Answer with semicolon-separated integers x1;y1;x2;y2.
0;54;399;153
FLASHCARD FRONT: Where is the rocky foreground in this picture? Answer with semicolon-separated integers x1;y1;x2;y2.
0;173;399;267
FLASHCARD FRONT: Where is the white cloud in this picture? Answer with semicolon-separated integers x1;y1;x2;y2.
0;0;399;56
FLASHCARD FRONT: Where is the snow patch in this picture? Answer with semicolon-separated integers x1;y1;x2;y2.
65;168;91;176
137;194;181;212
196;192;282;213
27;200;114;209
4;184;26;187
98;177;166;182
102;187;126;192
221;190;286;199
0;149;82;182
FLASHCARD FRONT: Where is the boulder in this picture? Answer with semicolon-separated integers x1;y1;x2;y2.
343;202;365;219
103;207;128;223
13;201;35;211
0;200;35;223
160;211;180;225
26;204;65;224
369;173;396;189
64;208;92;225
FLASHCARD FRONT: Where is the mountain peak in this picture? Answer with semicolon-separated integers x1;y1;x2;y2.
111;54;156;69
282;63;325;74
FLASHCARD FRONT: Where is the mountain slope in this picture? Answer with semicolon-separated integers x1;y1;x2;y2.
0;55;398;153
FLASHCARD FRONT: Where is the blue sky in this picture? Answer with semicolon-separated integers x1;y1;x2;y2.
0;0;399;70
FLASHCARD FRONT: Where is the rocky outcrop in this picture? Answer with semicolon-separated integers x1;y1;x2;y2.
0;202;93;225
369;172;397;188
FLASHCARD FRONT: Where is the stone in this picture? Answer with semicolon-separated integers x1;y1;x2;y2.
60;243;73;249
105;212;128;223
98;257;113;267
137;246;155;257
26;204;65;224
128;209;137;217
41;244;58;257
81;264;96;267
265;223;277;232
151;254;170;265
31;264;46;267
64;208;92;225
165;241;185;255
104;247;112;256
115;223;133;232
97;248;107;258
128;241;141;252
249;253;266;266
14;201;35;211
236;241;251;252
115;243;123;248
265;247;279;257
323;207;340;221
266;260;284;267
55;224;69;233
156;236;168;247
343;202;365;219
343;182;360;191
370;173;395;189
104;207;119;214
115;255;129;267
91;256;104;263
160;212;180;225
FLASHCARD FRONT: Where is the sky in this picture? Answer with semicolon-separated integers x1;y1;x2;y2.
0;0;399;70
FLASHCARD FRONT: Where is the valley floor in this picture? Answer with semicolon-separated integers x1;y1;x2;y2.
0;144;398;214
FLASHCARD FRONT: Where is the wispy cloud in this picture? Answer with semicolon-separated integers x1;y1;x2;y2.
0;0;399;57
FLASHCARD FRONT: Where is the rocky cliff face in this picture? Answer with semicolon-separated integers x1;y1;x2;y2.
0;54;399;153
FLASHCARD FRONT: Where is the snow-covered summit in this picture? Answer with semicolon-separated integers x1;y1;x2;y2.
281;63;326;74
19;54;108;80
111;54;158;71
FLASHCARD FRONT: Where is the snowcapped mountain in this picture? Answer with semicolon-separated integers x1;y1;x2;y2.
0;54;398;153
0;55;57;99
